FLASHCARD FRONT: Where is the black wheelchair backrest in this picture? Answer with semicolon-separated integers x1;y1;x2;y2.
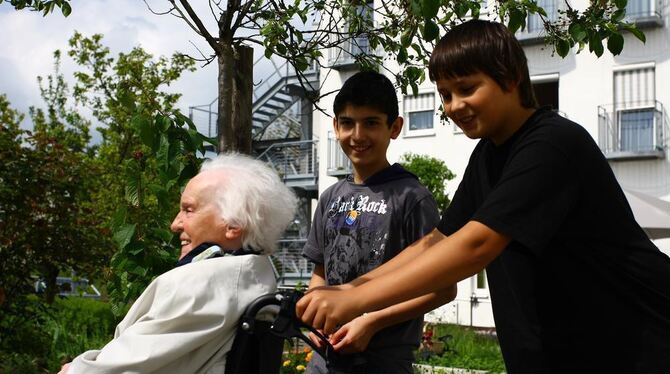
225;290;351;374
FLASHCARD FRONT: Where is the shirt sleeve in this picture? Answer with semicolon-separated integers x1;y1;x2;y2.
438;163;477;236
302;193;328;264
473;138;579;254
403;193;440;246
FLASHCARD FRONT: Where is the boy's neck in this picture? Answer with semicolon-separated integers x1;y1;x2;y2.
491;107;537;145
352;160;391;184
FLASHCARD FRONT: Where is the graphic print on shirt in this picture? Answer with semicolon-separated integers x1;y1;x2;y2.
324;194;391;285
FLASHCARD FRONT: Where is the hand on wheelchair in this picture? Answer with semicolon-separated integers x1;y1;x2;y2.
329;313;377;354
296;286;362;335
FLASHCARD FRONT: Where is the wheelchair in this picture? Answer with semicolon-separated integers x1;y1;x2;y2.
225;289;353;374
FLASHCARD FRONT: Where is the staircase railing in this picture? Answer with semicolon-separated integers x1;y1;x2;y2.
257;139;318;182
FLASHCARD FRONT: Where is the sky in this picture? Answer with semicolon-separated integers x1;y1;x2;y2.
0;0;272;137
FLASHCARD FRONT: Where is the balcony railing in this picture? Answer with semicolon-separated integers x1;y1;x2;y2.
327;131;352;176
597;100;668;160
257;139;318;189
271;238;313;286
517;0;559;44
625;0;663;27
328;35;370;69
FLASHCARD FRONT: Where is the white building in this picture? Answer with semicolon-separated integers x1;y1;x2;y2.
308;0;670;327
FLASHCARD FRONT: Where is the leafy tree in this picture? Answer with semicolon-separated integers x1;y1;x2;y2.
400;153;455;213
0;0;72;16
0;56;111;306
144;0;644;153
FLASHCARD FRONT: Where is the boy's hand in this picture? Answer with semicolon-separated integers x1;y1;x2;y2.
296;287;361;334
329;314;377;354
307;329;327;349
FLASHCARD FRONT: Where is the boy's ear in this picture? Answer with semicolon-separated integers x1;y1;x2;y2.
390;116;403;139
332;117;339;139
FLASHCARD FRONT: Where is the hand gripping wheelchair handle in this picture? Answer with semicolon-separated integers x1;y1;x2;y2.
243;289;354;373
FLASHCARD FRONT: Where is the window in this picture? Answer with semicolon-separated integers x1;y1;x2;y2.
625;0;663;27
403;92;435;136
328;1;373;69
527;0;558;33
518;0;559;43
614;64;656;153
326;131;352;176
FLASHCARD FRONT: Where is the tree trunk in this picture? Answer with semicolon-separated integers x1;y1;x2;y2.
217;45;234;153
231;45;253;154
44;265;59;304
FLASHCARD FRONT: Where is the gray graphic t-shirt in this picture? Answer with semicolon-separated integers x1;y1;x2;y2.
302;164;440;372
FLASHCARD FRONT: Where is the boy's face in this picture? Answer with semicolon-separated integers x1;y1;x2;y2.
436;72;522;144
333;104;402;179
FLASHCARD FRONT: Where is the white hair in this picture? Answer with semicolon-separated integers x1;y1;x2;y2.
199;153;297;255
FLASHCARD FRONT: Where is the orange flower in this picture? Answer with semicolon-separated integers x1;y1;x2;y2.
303;346;312;353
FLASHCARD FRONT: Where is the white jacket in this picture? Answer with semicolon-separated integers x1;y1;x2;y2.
70;255;277;373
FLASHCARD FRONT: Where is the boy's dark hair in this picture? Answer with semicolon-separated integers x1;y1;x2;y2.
333;71;399;125
428;19;537;108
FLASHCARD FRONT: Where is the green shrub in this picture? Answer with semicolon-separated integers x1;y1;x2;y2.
44;297;121;370
0;296;122;373
416;324;506;373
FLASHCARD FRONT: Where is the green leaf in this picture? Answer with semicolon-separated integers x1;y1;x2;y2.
60;1;71;16
397;47;408;64
508;9;526;33
589;33;604;57
276;44;287;56
156;134;169;171
568;23;587;42
624;24;646;43
132;114;154;148
113;223;137;250
124;176;140;206
556;39;571;57
422;18;439;42
455;2;469;18
410;0;423;17
614;0;627;9
152;228;174;243
607;32;624;55
421;0;440;19
264;48;273;59
400;28;414;48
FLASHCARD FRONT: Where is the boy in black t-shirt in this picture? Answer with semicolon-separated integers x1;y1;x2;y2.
301;71;455;373
297;20;670;373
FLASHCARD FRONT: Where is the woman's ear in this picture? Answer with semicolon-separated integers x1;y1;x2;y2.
225;225;243;240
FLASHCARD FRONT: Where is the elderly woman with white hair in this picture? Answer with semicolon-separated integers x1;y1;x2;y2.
61;153;297;374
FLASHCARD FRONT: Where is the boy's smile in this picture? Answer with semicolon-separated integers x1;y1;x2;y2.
334;104;402;183
437;72;534;145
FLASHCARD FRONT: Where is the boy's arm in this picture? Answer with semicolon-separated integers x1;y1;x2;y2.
345;228;444;287
330;284;456;353
329;231;456;353
298;220;509;334
306;264;328;348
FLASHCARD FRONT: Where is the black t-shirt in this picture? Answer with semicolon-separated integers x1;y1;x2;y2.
438;108;670;373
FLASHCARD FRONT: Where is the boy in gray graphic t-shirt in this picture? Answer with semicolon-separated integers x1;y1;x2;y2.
302;71;456;374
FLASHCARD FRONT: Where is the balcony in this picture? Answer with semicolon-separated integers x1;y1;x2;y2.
256;140;318;190
328;35;370;70
598;100;668;160
327;131;352;177
517;0;558;44
271;238;314;286
625;0;663;28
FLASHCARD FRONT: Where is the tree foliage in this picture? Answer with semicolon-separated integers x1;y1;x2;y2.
146;0;644;152
0;0;71;16
0;60;110;308
400;153;455;213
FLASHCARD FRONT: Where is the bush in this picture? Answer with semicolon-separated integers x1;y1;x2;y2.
44;297;120;370
0;296;121;373
416;324;506;373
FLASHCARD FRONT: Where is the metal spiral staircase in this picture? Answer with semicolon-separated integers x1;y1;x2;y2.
188;56;319;286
